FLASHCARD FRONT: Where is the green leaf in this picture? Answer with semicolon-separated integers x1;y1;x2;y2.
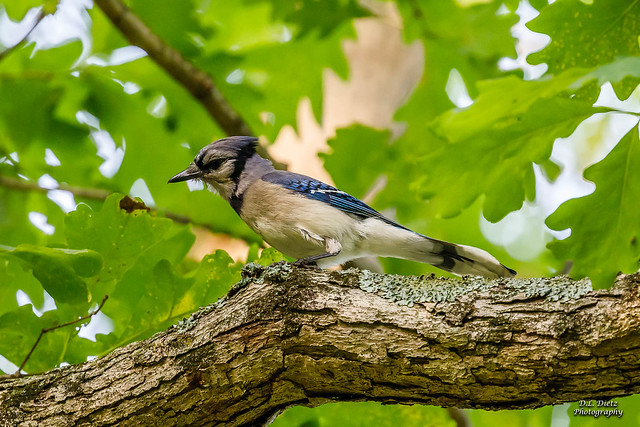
570;56;640;100
0;244;101;304
322;126;392;199
64;194;194;298
417;71;602;221
129;0;208;58
0;78;85;149
0;39;82;74
0;305;89;373
529;0;550;11
196;0;288;53
266;0;369;38
0;189;43;246
185;250;243;307
1;0;45;21
200;27;351;139
60;194;245;356
389;1;519;224
469;406;553;427
538;158;562;182
573;57;640;88
272;401;455;427
0;41;101;188
502;0;521;12
396;0;517;121
89;5;129;54
546;125;640;288
566;395;640;427
252;247;289;265
357;52;640;270
0;258;43;317
527;0;640;98
0;305;42;373
152;259;195;317
193;1;352;139
105;225;195;337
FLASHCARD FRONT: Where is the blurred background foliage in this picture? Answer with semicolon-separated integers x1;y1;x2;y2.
1;0;640;425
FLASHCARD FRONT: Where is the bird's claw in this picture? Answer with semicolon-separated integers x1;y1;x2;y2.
293;258;319;268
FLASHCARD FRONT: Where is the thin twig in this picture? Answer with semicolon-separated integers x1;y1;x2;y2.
446;407;470;427
92;0;283;167
0;9;46;63
0;175;111;199
0;175;233;233
2;295;109;379
93;0;251;137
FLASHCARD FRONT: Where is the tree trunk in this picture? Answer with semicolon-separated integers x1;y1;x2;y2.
1;264;639;426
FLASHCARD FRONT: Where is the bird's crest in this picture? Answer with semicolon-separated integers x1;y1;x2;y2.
195;136;258;166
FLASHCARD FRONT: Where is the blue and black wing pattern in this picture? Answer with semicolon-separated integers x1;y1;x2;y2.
261;171;409;231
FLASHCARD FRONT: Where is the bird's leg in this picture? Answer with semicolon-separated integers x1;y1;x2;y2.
294;236;342;267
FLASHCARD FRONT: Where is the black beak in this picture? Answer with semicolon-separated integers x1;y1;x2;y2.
168;163;202;183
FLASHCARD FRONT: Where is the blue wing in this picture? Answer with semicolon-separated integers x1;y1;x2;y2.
261;171;409;231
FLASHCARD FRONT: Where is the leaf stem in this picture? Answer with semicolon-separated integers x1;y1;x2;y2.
6;295;109;378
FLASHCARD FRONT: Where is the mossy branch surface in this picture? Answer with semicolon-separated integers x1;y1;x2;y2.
1;266;639;426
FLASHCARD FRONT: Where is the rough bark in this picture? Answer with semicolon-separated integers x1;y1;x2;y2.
1;265;639;426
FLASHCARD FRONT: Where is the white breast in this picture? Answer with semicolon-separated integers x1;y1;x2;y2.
240;180;364;261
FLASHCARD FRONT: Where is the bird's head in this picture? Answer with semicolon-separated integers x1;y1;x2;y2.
168;136;259;199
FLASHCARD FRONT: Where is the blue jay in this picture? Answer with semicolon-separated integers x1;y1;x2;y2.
168;136;516;278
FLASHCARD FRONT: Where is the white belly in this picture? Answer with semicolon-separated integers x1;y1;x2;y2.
240;182;364;261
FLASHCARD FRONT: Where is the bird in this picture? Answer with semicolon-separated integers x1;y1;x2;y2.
168;136;516;278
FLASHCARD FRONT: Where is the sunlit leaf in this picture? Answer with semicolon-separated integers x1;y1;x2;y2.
266;0;369;38
271;401;456;427
469;406;553;427
546;125;640;288
322;126;391;199
0;258;43;317
1;0;44;21
0;305;42;373
408;71;602;222
566;395;640;427
0;244;101;304
129;0;208;58
528;0;640;98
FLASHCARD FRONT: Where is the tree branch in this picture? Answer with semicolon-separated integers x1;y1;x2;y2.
95;0;283;166
1;266;639;425
0;175;110;200
0;9;46;63
0;175;224;233
93;0;252;137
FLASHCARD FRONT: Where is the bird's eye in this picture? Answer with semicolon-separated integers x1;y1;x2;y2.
205;158;224;170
